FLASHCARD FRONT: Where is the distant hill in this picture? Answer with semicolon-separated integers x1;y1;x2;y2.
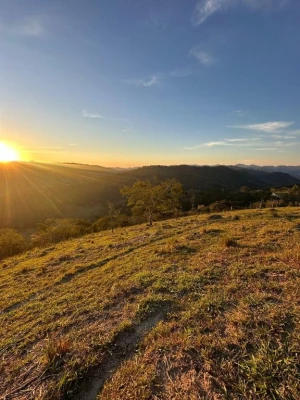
124;165;300;190
234;164;300;179
0;162;299;228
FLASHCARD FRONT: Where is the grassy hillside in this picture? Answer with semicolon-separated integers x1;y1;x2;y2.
1;208;300;399
1;162;299;229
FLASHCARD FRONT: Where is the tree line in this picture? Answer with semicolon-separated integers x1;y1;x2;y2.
1;180;299;260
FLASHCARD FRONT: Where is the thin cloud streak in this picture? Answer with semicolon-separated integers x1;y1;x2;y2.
189;47;215;65
82;109;103;119
184;131;299;151
234;110;244;117
125;75;160;87
228;121;294;133
0;17;45;37
192;0;291;26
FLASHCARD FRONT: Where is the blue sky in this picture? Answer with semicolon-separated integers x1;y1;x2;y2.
0;0;300;166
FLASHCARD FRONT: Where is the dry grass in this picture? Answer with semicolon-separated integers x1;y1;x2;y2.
0;208;300;399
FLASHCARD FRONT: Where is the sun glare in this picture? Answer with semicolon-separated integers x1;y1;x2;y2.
0;142;20;162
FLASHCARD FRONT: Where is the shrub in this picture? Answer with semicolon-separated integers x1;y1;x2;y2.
33;218;90;246
208;214;223;220
0;228;27;259
92;216;110;232
197;204;207;213
232;215;240;221
224;236;237;247
269;209;279;218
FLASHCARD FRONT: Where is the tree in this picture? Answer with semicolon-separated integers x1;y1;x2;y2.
107;201;120;233
240;186;250;193
161;178;184;218
120;179;183;226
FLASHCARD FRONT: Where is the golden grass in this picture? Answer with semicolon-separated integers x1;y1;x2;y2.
0;208;300;399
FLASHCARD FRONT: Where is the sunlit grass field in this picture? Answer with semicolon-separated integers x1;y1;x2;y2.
1;208;300;399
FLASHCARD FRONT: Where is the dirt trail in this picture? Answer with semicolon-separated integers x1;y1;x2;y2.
75;312;164;400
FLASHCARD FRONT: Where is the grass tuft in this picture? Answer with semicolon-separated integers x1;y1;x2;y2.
224;236;237;247
43;334;71;372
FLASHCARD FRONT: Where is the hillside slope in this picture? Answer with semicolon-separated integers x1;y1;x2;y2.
1;162;299;229
1;208;300;399
125;165;300;190
235;164;300;180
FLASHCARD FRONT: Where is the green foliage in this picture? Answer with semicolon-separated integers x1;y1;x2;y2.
240;185;250;193
0;228;27;259
33;218;91;246
120;178;183;225
92;216;110;232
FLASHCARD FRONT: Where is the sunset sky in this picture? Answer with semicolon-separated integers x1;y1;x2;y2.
1;0;300;166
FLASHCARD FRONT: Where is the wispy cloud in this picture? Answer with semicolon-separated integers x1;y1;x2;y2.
228;121;294;133
192;0;290;26
185;124;299;151
234;110;244;117
122;127;133;133
226;138;247;142
0;17;45;37
185;140;245;150
189;47;215;66
192;0;229;26
69;143;78;146
147;10;168;30
125;75;160;87
82;109;103;119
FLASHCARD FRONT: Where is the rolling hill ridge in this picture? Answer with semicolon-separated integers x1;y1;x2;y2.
0;162;299;229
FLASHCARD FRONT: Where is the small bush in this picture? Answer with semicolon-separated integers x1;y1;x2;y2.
224;236;237;247
92;216;110;232
269;210;279;218
208;214;223;220
33;218;91;246
232;215;240;221
0;228;27;259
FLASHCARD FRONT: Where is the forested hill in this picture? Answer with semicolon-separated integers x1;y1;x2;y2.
234;164;300;179
123;165;300;190
0;162;299;228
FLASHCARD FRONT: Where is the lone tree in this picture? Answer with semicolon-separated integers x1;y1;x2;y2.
107;201;120;233
120;178;183;226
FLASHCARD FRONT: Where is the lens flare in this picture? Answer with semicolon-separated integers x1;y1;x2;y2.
0;142;20;162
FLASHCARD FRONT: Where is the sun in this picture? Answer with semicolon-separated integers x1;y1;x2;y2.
0;142;20;162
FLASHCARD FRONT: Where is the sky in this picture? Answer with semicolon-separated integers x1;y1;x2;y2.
0;0;300;167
